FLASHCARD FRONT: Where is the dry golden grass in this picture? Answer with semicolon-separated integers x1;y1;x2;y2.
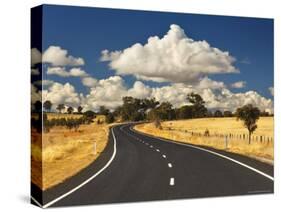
31;114;110;190
135;117;274;164
47;113;83;120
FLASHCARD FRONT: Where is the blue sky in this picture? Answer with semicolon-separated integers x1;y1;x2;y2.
41;4;273;98
31;4;274;112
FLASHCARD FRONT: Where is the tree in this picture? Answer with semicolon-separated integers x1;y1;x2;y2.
32;101;43;132
148;102;175;121
43;100;52;112
120;97;142;121
176;105;193;119
236;104;260;144
157;102;174;120
214;110;223;117
34;100;42;113
260;111;269;117
83;110;96;124
141;98;159;111
187;92;205;105
83;110;96;118
223;111;233;117
56;104;65;113
99;106;109;116
67;106;74;114
106;113;115;124
77;106;83;114
186;93;207;118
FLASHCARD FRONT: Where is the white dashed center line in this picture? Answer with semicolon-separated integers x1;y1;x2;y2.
170;178;175;186
127;125;176;188
124;124;175;189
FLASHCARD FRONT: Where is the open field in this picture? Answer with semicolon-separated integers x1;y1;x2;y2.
135;117;274;164
31;114;110;190
46;113;83;120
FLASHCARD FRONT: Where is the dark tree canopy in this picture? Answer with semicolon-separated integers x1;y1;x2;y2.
223;111;233;117
34;100;42;113
56;104;65;113
214;110;223;117
236;104;260;144
187;92;205;106
99;106;110;116
120;97;144;121
67;106;74;114
176;105;193;119
106;112;115;124
186;93;207;118
43;100;52;112
148;101;175;121
77;106;83;114
83;110;96;123
141;98;159;110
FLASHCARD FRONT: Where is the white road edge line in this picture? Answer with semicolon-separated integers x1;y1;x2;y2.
156;149;160;152
31;196;43;208
168;163;172;168
130;126;274;181
162;154;167;158
32;125;118;208
170;178;175;186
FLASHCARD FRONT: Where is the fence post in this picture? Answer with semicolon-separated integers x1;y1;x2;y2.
267;137;270;145
93;141;97;155
225;135;228;149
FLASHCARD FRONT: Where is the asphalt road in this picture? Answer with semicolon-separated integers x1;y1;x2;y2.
31;123;274;208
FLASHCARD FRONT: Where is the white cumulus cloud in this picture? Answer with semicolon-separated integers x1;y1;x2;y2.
231;81;246;88
101;24;237;83
31;48;42;67
82;77;98;87
149;81;273;113
42;82;82;108
33;80;55;87
82;76;127;111
39;76;273;114
195;77;226;90
269;86;274;96
31;84;42;104
127;81;152;99
47;67;88;77
43;46;85;66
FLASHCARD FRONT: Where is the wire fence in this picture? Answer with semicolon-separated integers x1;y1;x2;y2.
164;127;274;146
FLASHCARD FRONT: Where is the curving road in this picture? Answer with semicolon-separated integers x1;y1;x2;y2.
31;123;274;208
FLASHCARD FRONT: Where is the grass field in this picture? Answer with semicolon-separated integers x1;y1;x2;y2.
31;114;110;190
135;117;274;164
46;113;83;120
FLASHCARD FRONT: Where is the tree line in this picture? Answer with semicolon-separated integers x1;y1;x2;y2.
31;101;96;133
32;92;271;143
